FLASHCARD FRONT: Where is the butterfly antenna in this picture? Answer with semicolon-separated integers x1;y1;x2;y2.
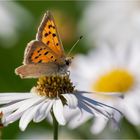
67;36;83;56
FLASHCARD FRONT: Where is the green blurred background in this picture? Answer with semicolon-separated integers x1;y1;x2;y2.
0;1;140;139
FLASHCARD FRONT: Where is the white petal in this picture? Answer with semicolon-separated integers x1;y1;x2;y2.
0;93;30;96
78;100;95;116
33;100;49;122
66;108;92;129
4;97;45;125
53;99;66;125
123;102;140;125
45;99;55;116
33;99;54;123
80;91;123;98
0;93;35;104
0;93;19;96
39;99;49;114
90;117;108;134
19;101;45;131
0;100;27;114
82;99;114;119
75;93;101;107
0;96;43;114
62;94;78;109
77;93;121;114
64;106;81;122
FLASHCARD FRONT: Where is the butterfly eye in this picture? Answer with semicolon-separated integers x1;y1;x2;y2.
65;60;70;66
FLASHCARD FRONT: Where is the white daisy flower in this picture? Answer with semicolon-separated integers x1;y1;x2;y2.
70;44;140;134
0;75;120;131
79;0;140;48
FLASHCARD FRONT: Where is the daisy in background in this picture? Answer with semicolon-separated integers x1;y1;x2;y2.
0;75;120;136
78;0;140;48
69;43;140;134
0;1;33;48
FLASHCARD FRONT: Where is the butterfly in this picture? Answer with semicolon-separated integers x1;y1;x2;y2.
15;11;72;78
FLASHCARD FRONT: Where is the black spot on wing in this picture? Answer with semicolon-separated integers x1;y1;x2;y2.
44;51;49;55
37;48;43;53
48;25;52;28
34;54;41;59
52;33;56;37
44;33;48;37
35;56;39;59
48;25;55;29
38;60;42;63
47;41;50;45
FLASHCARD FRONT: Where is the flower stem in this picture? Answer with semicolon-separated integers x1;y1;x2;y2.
52;111;58;140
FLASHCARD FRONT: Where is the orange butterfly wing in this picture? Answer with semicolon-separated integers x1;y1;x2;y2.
16;11;69;78
24;41;58;64
36;11;65;58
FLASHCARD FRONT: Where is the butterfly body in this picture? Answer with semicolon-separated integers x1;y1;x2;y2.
15;11;72;78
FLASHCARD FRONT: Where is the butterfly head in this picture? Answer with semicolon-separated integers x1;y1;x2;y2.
65;56;73;66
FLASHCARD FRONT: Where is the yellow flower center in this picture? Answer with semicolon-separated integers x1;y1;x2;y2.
35;75;75;98
92;69;134;92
